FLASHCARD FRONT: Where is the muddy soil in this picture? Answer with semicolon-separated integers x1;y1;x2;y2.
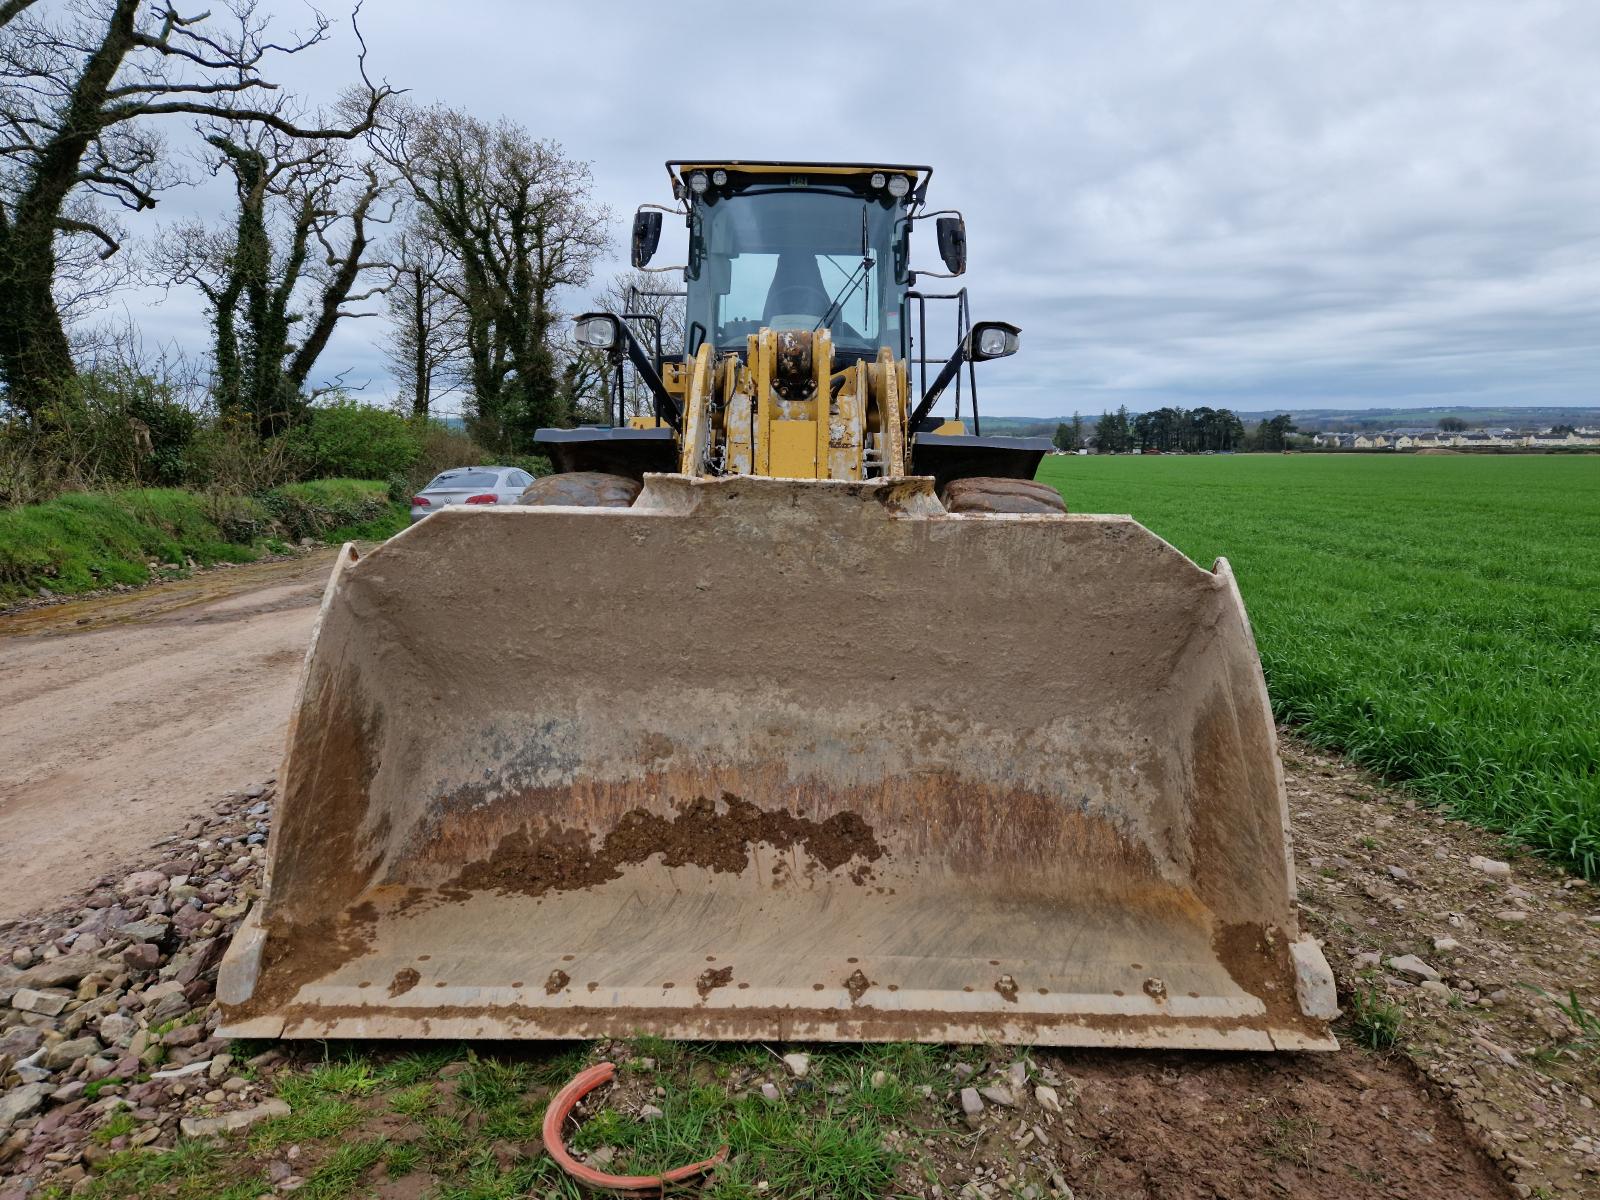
0;551;336;922
1041;1047;1506;1199
1285;739;1600;1197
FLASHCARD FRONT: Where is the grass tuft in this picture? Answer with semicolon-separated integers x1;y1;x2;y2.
1347;982;1406;1051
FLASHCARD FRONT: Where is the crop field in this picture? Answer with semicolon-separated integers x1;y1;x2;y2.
1034;453;1600;878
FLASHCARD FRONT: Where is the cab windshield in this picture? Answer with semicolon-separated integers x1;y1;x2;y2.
685;188;904;357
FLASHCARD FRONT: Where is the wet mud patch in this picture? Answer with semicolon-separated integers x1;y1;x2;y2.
452;792;884;898
696;965;734;999
544;969;571;995
388;967;420;997
845;969;872;1003
230;900;380;1020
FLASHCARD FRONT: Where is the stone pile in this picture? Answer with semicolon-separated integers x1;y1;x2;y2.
0;782;280;1194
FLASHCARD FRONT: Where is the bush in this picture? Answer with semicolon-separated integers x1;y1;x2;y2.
286;398;421;482
403;421;493;492
201;489;272;544
259;479;404;542
186;413;300;495
1;367;203;503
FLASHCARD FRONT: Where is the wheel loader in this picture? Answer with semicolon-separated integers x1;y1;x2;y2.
218;160;1338;1049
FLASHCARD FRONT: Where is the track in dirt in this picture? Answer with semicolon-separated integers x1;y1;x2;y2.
0;551;337;922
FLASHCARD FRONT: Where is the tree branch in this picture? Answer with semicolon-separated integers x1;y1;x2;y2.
55;216;121;258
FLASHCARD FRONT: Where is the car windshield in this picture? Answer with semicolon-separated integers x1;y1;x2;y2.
686;188;905;356
427;470;499;489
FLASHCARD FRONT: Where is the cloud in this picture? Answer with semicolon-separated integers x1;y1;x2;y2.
112;0;1600;416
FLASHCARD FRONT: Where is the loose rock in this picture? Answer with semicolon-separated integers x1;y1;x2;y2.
117;870;168;898
41;1036;100;1070
960;1087;984;1119
11;987;71;1016
978;1084;1016;1108
178;1098;289;1138
15;953;101;989
0;1083;51;1129
1385;954;1441;982
781;1052;810;1079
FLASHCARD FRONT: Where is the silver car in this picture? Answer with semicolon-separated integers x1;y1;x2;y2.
409;466;535;524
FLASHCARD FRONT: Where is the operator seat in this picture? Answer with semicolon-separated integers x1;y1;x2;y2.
763;251;832;324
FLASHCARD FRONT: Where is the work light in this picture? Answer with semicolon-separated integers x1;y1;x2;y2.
574;315;618;350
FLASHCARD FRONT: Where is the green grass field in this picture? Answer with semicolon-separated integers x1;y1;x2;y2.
1035;453;1600;878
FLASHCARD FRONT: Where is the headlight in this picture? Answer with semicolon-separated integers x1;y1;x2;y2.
888;174;911;198
968;322;1021;360
574;316;617;350
711;169;728;186
688;171;709;195
977;327;1010;357
870;172;886;190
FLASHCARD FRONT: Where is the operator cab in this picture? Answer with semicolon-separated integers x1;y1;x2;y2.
668;163;926;363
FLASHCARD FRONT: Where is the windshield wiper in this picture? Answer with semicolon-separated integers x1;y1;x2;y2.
814;206;872;335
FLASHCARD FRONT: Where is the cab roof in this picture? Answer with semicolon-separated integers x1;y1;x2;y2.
665;160;931;202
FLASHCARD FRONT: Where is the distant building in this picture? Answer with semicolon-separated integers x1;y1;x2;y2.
1304;424;1598;452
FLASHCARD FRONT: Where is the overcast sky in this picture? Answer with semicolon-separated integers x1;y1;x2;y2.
119;0;1600;418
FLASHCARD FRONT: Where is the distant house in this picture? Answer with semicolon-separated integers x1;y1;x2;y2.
1311;424;1596;453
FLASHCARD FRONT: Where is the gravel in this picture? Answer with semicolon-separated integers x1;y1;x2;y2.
0;781;276;1189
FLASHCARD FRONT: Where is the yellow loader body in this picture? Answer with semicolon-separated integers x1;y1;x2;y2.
218;159;1335;1049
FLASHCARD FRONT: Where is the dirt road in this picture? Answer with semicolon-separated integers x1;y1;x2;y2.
0;551;337;923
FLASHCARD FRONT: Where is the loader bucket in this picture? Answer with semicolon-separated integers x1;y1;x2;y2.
218;474;1337;1050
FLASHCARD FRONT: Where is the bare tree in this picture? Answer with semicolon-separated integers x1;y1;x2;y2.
382;224;462;419
373;104;608;450
155;107;392;436
0;0;393;417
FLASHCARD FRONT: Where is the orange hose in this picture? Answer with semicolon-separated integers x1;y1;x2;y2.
542;1061;729;1194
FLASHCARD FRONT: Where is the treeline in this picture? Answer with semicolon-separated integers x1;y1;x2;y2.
0;1;620;507
1053;407;1298;453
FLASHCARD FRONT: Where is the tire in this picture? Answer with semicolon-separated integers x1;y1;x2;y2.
518;472;642;508
941;476;1067;515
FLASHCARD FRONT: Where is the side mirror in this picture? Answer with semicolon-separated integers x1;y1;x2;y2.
936;215;967;275
966;320;1020;361
631;210;662;269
